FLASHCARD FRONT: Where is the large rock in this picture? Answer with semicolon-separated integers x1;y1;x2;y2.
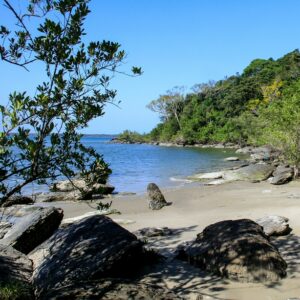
250;147;272;161
147;183;169;210
1;206;63;254
190;164;274;184
52;179;114;193
270;166;293;185
34;191;83;202
224;163;275;182
51;179;115;199
177;219;287;282
0;244;33;299
30;215;144;299
236;146;279;162
37;279;182;300
256;216;291;236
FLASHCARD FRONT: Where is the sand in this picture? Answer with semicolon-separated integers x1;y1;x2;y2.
43;180;300;300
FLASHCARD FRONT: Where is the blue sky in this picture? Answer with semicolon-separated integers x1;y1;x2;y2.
1;0;300;134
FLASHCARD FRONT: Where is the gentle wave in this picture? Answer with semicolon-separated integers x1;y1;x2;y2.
169;177;193;183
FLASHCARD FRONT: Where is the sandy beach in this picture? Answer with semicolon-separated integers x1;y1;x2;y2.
43;180;300;300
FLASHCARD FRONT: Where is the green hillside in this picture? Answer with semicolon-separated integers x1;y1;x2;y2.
119;50;300;166
147;50;300;145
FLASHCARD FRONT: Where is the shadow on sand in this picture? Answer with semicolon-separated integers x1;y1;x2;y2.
135;225;300;299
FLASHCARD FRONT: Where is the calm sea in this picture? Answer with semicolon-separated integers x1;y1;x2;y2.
19;135;243;195
78;135;242;193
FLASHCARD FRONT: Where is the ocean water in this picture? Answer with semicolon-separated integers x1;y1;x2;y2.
79;136;243;193
17;135;244;195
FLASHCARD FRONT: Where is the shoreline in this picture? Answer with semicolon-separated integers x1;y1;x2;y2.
40;180;300;299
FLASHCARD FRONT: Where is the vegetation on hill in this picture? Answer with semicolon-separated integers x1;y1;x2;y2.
116;130;146;143
138;49;300;167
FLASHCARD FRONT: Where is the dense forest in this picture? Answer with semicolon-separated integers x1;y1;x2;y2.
119;50;300;166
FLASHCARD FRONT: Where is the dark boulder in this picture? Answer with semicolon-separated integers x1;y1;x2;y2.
1;206;63;254
36;279;182;300
30;215;145;299
0;244;33;299
147;183;169;210
177;219;287;282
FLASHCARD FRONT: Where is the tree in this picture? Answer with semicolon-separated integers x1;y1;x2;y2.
147;86;185;130
254;80;300;175
0;0;141;202
191;80;216;94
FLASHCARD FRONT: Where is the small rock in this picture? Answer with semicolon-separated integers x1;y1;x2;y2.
256;215;291;236
147;183;169;210
224;157;240;161
134;227;173;238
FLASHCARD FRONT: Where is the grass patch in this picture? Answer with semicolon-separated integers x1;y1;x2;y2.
0;281;33;300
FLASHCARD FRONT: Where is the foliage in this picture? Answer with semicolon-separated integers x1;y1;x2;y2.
146;49;300;154
97;200;112;211
0;0;141;201
0;281;32;300
254;79;300;168
147;86;185;130
117;130;146;143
